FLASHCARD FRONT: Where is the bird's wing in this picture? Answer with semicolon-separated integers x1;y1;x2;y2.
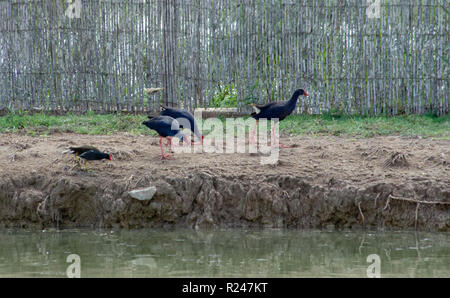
251;102;278;115
160;108;198;134
255;102;277;109
155;116;181;132
69;146;99;153
79;150;95;158
252;102;277;112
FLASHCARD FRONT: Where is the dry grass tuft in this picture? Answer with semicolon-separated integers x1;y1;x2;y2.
383;152;410;169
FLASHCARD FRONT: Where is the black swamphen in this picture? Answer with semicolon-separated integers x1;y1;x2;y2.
158;105;204;145
68;145;100;159
250;88;309;148
142;116;187;160
78;150;112;171
63;145;101;167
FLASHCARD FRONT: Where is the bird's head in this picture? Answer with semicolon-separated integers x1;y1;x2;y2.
107;154;112;161
296;89;309;97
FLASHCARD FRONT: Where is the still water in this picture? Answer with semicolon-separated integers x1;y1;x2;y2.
0;229;448;278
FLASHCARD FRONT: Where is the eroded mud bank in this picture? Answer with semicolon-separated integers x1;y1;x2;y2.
0;171;448;230
0;133;448;230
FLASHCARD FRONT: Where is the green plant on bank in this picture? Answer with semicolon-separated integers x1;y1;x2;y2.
209;83;237;108
208;83;260;108
241;83;260;107
0;111;448;139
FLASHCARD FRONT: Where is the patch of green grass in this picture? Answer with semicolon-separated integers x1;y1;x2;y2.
0;111;448;139
0;112;157;136
279;114;450;139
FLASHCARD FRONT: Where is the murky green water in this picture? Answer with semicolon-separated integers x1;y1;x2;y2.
0;229;448;278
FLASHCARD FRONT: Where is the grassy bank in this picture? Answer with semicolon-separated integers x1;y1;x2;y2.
0;111;448;139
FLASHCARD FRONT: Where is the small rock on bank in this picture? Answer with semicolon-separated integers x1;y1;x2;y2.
128;186;157;201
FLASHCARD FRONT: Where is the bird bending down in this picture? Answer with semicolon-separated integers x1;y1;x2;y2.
158;105;204;145
78;150;112;171
250;89;309;148
142;115;188;160
63;145;100;167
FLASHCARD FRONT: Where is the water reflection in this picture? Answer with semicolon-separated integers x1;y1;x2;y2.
0;229;448;277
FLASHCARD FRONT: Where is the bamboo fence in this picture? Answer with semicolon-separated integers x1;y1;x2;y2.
0;0;448;115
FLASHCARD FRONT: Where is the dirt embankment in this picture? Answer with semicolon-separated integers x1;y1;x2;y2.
0;133;449;230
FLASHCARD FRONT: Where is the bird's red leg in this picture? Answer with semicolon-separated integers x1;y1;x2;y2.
271;125;277;145
272;124;290;148
160;137;173;160
191;135;203;146
250;120;258;144
183;135;192;146
165;137;172;147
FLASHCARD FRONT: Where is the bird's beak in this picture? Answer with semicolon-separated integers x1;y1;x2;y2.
304;91;309;97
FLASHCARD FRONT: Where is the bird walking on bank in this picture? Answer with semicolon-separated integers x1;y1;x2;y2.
250;88;309;148
78;150;112;171
142;115;188;160
158;105;204;145
68;145;100;158
63;145;100;167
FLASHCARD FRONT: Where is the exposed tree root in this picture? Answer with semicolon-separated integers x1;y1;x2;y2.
384;194;450;230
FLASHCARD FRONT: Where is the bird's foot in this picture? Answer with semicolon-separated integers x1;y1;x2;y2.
272;142;291;148
161;154;174;160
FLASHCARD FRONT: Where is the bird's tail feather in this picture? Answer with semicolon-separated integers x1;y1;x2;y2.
251;105;261;114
